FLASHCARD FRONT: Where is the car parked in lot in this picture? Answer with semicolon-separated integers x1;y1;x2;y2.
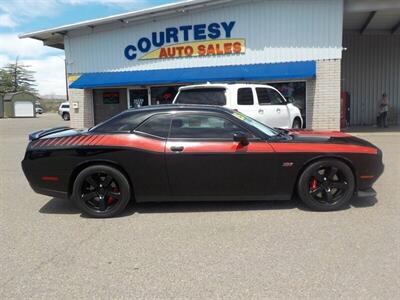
22;105;383;218
58;102;70;121
35;106;43;114
173;83;303;129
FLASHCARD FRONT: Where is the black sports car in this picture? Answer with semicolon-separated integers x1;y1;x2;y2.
22;105;384;217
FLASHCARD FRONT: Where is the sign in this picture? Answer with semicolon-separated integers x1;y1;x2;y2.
124;21;245;61
140;39;245;60
103;92;120;104
67;73;81;83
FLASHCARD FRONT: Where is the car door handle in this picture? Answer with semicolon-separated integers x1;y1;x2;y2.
276;108;281;113
170;146;184;152
258;109;264;114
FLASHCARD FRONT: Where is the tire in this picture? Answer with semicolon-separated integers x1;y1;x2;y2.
63;112;70;121
297;159;355;211
292;118;301;129
72;165;131;218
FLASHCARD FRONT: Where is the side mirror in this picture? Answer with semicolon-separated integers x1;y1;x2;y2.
233;132;249;146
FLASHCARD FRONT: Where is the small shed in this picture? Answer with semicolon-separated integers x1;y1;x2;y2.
0;94;4;118
3;92;37;118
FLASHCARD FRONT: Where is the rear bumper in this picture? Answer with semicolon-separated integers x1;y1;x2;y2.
31;185;69;199
357;188;377;198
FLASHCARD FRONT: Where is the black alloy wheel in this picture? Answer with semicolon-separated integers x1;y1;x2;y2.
73;165;131;218
63;113;70;121
297;159;355;211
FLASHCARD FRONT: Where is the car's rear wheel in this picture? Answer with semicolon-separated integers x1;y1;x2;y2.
63;112;70;121
297;159;355;211
292;118;301;129
72;165;131;218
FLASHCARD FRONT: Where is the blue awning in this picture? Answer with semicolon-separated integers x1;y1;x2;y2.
69;61;316;89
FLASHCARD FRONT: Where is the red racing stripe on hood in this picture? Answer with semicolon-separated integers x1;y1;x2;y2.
270;143;377;154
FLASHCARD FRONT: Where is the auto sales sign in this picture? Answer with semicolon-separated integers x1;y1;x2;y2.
124;21;245;61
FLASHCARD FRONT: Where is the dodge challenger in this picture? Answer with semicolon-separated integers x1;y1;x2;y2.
22;105;384;218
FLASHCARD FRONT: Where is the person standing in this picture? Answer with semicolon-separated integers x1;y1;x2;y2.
378;93;389;128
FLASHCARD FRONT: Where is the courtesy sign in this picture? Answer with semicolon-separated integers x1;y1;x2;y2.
124;21;245;61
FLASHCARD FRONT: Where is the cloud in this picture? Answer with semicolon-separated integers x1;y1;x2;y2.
0;55;66;96
0;0;58;18
0;33;66;95
63;0;167;9
23;56;67;96
0;14;17;28
0;0;167;21
0;33;59;58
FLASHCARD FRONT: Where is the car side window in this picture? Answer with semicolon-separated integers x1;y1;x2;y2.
170;114;252;139
256;88;271;105
237;88;254;105
267;89;286;105
135;114;171;138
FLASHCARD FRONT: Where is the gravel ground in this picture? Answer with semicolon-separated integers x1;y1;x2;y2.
0;113;399;299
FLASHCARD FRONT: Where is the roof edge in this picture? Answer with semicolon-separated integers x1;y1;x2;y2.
19;0;224;40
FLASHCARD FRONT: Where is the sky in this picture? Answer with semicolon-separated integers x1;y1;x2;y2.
0;0;175;96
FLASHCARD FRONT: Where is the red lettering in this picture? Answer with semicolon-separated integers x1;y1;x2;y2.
233;42;242;54
224;43;233;54
207;44;215;55
184;46;194;56
159;47;167;59
167;47;176;57
198;45;206;56
176;46;184;56
215;43;224;55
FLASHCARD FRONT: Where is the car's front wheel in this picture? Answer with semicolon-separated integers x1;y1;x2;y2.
292;118;302;129
72;165;131;218
62;112;70;121
297;159;355;211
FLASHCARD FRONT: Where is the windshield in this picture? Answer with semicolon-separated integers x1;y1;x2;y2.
231;111;279;137
175;88;226;106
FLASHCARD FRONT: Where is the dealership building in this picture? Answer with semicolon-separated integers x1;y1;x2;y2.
21;0;400;130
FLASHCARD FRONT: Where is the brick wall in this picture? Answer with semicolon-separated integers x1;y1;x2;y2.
306;59;341;130
68;88;94;129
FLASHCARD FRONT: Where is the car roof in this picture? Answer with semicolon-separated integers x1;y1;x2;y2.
125;104;234;114
178;83;276;90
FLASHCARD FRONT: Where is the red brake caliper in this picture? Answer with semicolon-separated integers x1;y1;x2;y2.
107;187;119;204
309;177;318;191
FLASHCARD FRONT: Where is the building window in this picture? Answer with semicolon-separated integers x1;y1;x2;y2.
129;89;148;108
150;86;181;105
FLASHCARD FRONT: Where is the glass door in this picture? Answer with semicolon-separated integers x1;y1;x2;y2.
129;88;149;109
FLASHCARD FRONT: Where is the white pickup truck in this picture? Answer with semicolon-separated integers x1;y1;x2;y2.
173;83;303;129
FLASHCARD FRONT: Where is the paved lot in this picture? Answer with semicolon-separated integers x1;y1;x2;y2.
1;114;399;299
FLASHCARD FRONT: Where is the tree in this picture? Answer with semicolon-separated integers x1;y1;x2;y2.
0;57;38;94
0;68;13;94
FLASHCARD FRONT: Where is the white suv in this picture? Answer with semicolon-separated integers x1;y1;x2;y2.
173;83;303;129
58;102;70;121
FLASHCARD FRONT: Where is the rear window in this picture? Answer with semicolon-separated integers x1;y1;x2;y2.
90;111;148;133
175;88;226;106
61;104;69;108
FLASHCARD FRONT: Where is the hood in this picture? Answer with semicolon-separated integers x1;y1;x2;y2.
286;129;376;148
